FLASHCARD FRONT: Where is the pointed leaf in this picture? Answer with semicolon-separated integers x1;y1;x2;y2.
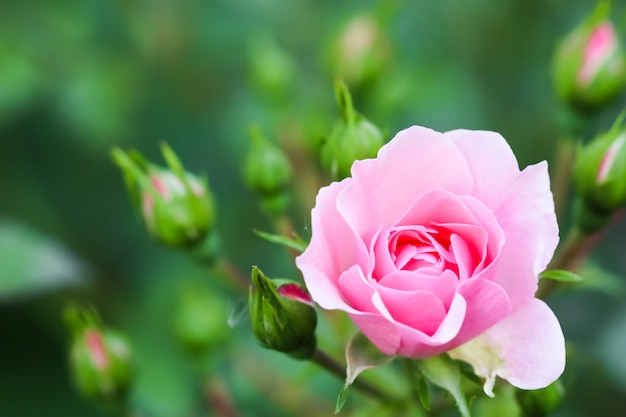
417;374;431;411
0;220;88;301
417;356;471;417
539;269;583;282
335;332;394;413
254;229;307;253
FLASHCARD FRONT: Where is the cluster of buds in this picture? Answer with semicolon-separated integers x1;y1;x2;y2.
243;127;293;216
321;79;385;180
573;115;626;232
552;2;626;111
248;267;317;359
65;305;132;407
112;144;216;249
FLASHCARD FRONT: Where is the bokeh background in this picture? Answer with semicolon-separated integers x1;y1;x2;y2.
2;0;626;416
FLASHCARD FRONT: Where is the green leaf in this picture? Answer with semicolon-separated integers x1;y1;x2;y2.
253;229;307;253
335;332;394;413
335;386;349;414
539;269;583;282
416;374;431;411
417;355;471;417
0;219;88;301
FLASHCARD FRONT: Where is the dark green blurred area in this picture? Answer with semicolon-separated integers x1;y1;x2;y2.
2;1;626;416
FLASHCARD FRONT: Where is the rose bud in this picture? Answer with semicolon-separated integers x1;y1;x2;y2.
573;116;626;232
320;79;384;180
248;32;295;100
326;13;391;87
552;3;626;111
243;126;293;215
112;144;216;249
248;267;317;359
173;283;229;356
70;328;133;405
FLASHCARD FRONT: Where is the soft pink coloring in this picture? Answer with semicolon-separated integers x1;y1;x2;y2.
85;330;108;370
578;22;617;86
597;133;626;183
296;126;565;392
278;284;314;306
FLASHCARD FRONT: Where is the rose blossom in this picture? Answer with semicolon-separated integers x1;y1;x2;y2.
296;126;565;393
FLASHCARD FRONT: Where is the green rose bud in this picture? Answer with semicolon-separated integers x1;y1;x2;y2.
65;306;132;407
243;126;293;216
248;32;295;100
321;79;384;180
249;267;317;359
552;2;626;111
173;283;229;355
573;114;626;232
112;144;216;249
326;13;391;87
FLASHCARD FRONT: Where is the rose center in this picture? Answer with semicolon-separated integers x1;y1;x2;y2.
388;227;458;275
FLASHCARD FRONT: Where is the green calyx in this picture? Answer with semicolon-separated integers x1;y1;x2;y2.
248;267;317;359
111;144;216;248
243;126;293;198
321;79;384;180
573;114;626;218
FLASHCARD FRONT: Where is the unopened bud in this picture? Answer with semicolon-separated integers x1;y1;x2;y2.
327;13;391;87
249;267;317;359
112;144;216;248
573;115;626;232
65;306;132;407
244;126;292;202
552;3;626;111
321;79;384;180
248;32;295;100
173;283;229;355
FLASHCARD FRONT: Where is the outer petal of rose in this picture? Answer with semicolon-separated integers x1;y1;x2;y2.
296;181;369;311
395;278;511;358
444;129;521;209
449;298;565;396
337;126;474;237
348;312;402;355
493;162;559;301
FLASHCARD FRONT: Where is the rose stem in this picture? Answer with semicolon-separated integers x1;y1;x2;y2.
551;136;576;219
310;348;392;401
213;258;250;295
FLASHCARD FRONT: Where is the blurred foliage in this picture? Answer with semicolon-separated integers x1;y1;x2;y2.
1;0;626;416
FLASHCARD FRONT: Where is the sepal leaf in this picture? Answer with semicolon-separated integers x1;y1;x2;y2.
416;355;472;417
335;332;394;413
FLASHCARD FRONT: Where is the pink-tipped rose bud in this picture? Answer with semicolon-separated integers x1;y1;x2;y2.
112;144;216;249
573;115;626;232
248;267;317;359
65;306;132;406
326;13;392;87
552;5;626;111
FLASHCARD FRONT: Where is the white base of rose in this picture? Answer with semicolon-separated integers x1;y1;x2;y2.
448;298;565;397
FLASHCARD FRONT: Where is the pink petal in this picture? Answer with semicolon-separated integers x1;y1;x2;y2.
444;129;520;209
376;288;447;336
492;162;559;302
336;126;474;238
295;181;369;311
376;270;458;308
478;298;565;391
348;312;402;355
578;22;617;86
337;265;378;313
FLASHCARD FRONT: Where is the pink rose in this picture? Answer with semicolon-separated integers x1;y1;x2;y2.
296;126;565;391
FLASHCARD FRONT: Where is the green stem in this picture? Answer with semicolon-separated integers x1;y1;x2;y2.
551;136;575;219
310;348;392;402
214;258;250;295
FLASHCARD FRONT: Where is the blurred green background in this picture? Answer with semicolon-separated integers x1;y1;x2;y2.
2;0;626;416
